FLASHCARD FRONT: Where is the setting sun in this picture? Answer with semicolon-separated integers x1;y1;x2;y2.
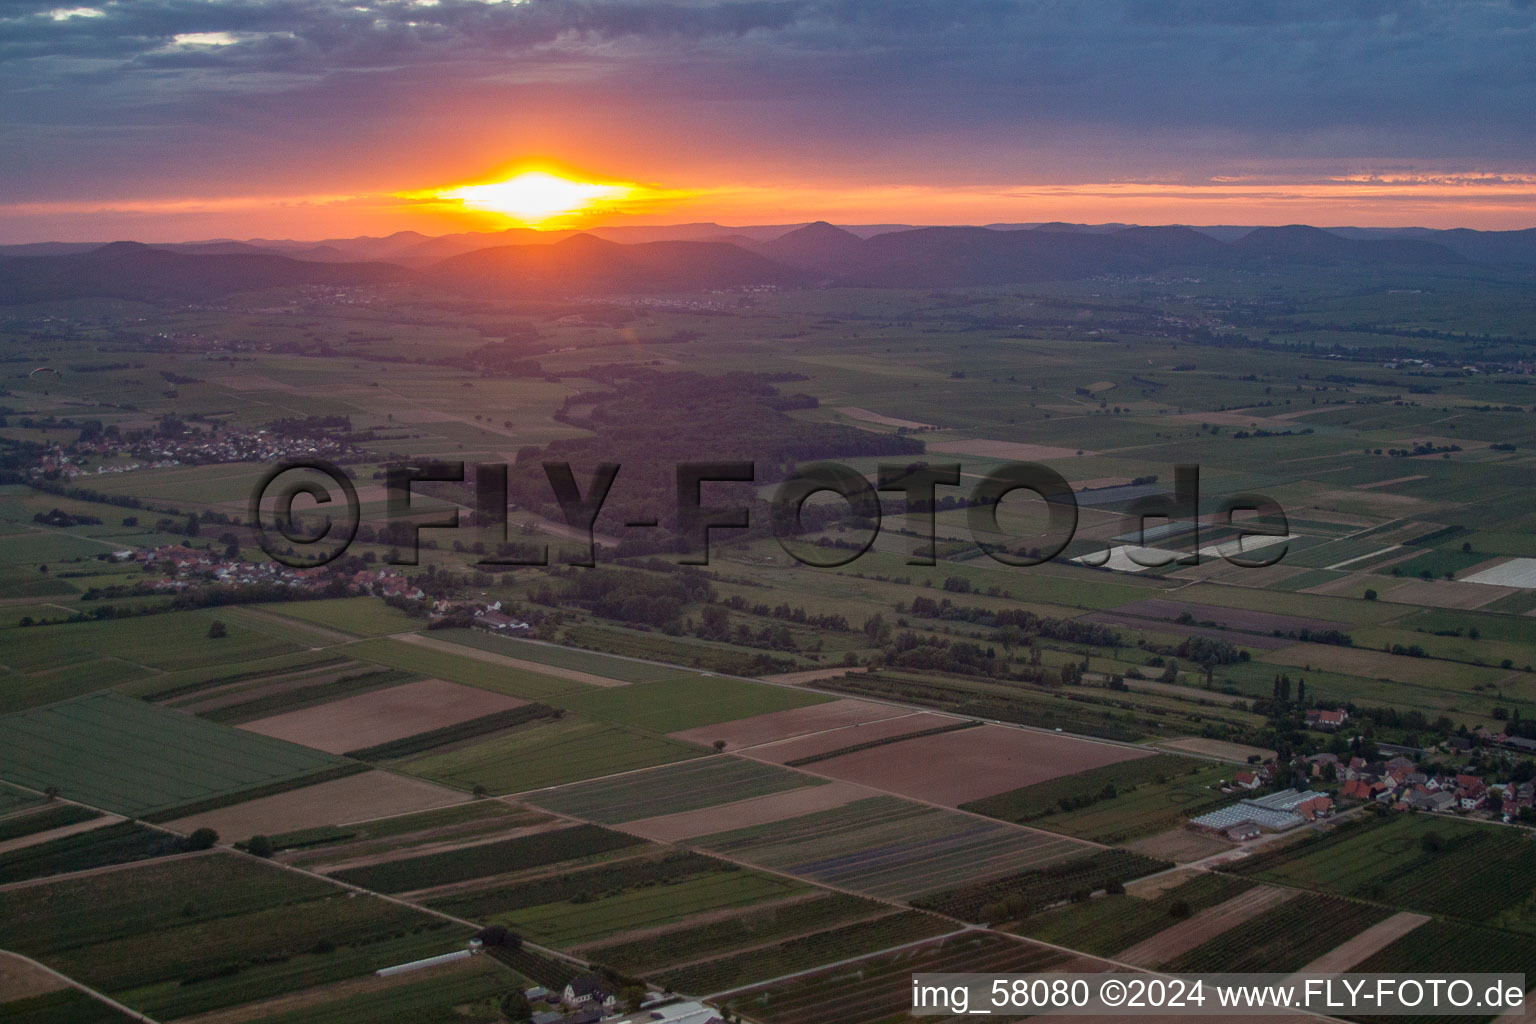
436;171;632;226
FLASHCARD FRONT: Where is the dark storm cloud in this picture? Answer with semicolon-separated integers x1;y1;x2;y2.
2;0;1534;199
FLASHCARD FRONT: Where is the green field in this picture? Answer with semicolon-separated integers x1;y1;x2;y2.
459;865;808;948
434;628;684;681
911;848;1173;924
1228;812;1536;931
527;755;821;823
721;931;1069;1024
347;637;590;700
1016;872;1256;955
0;692;346;817
2;853;471;1020
258;596;424;637
398;715;705;794
0;610;303;712
0;801;98;841
1163;892;1392;972
0;989;139;1024
694;796;1093;900
254;957;517;1024
580;892;889;974
329;823;644;892
556;674;832;733
0;821;195;885
274;801;551;863
961;753;1230;842
655;910;953;995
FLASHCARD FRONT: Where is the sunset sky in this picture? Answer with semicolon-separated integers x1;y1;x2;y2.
3;0;1536;242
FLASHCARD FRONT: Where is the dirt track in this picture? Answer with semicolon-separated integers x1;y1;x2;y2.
1293;911;1429;974
1117;885;1295;966
395;633;627;687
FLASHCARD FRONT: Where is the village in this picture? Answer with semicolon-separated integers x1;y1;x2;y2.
1190;723;1536;845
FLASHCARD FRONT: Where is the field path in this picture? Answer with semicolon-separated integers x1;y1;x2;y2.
702;925;976;999
228;605;356;646
0;949;160;1023
1291;911;1429;974
0;810;123;857
1116;885;1296;967
171;957;486;1024
394;632;626;687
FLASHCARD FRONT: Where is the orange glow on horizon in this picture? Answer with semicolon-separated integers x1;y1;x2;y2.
434;171;633;227
8;170;1536;242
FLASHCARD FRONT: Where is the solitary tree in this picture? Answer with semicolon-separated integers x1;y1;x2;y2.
246;834;273;858
187;827;219;850
207;620;227;639
621;985;647;1013
713;740;727;753
500;990;532;1022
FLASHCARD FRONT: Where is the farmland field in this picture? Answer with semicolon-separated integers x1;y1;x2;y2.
1163;892;1392;972
0;610;303;713
0;821;193;884
556;674;833;733
441;860;808;948
13;221;1536;1024
527;755;823;823
237;677;530;754
0;801;99;841
578;891;889;973
786;722;1151;805
912;847;1173;923
162;769;468;841
1016;872;1256;956
346;637;588;701
258;596;423;637
655;910;954;995
247;956;516;1024
0;989;139;1024
432;628;683;681
692;795;1094;899
1;852;471;1020
0;692;347;817
396;715;705;794
719;931;1075;1024
961;754;1233;843
327;823;644;892
1226;812;1536;931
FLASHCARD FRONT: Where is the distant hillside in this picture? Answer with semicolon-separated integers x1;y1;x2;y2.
0;242;410;305
753;221;870;275
1231;225;1467;266
427;234;812;296
0;218;1520;305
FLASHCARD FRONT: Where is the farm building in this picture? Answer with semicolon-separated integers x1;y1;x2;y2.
1305;708;1348;731
1189;788;1332;835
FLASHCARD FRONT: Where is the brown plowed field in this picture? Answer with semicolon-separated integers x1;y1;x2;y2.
1382;578;1514;609
0;950;68;1001
1126;827;1234;864
619;781;880;842
163;770;466;841
670;698;921;752
238;678;528;754
1117;885;1295;966
791;724;1150;806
